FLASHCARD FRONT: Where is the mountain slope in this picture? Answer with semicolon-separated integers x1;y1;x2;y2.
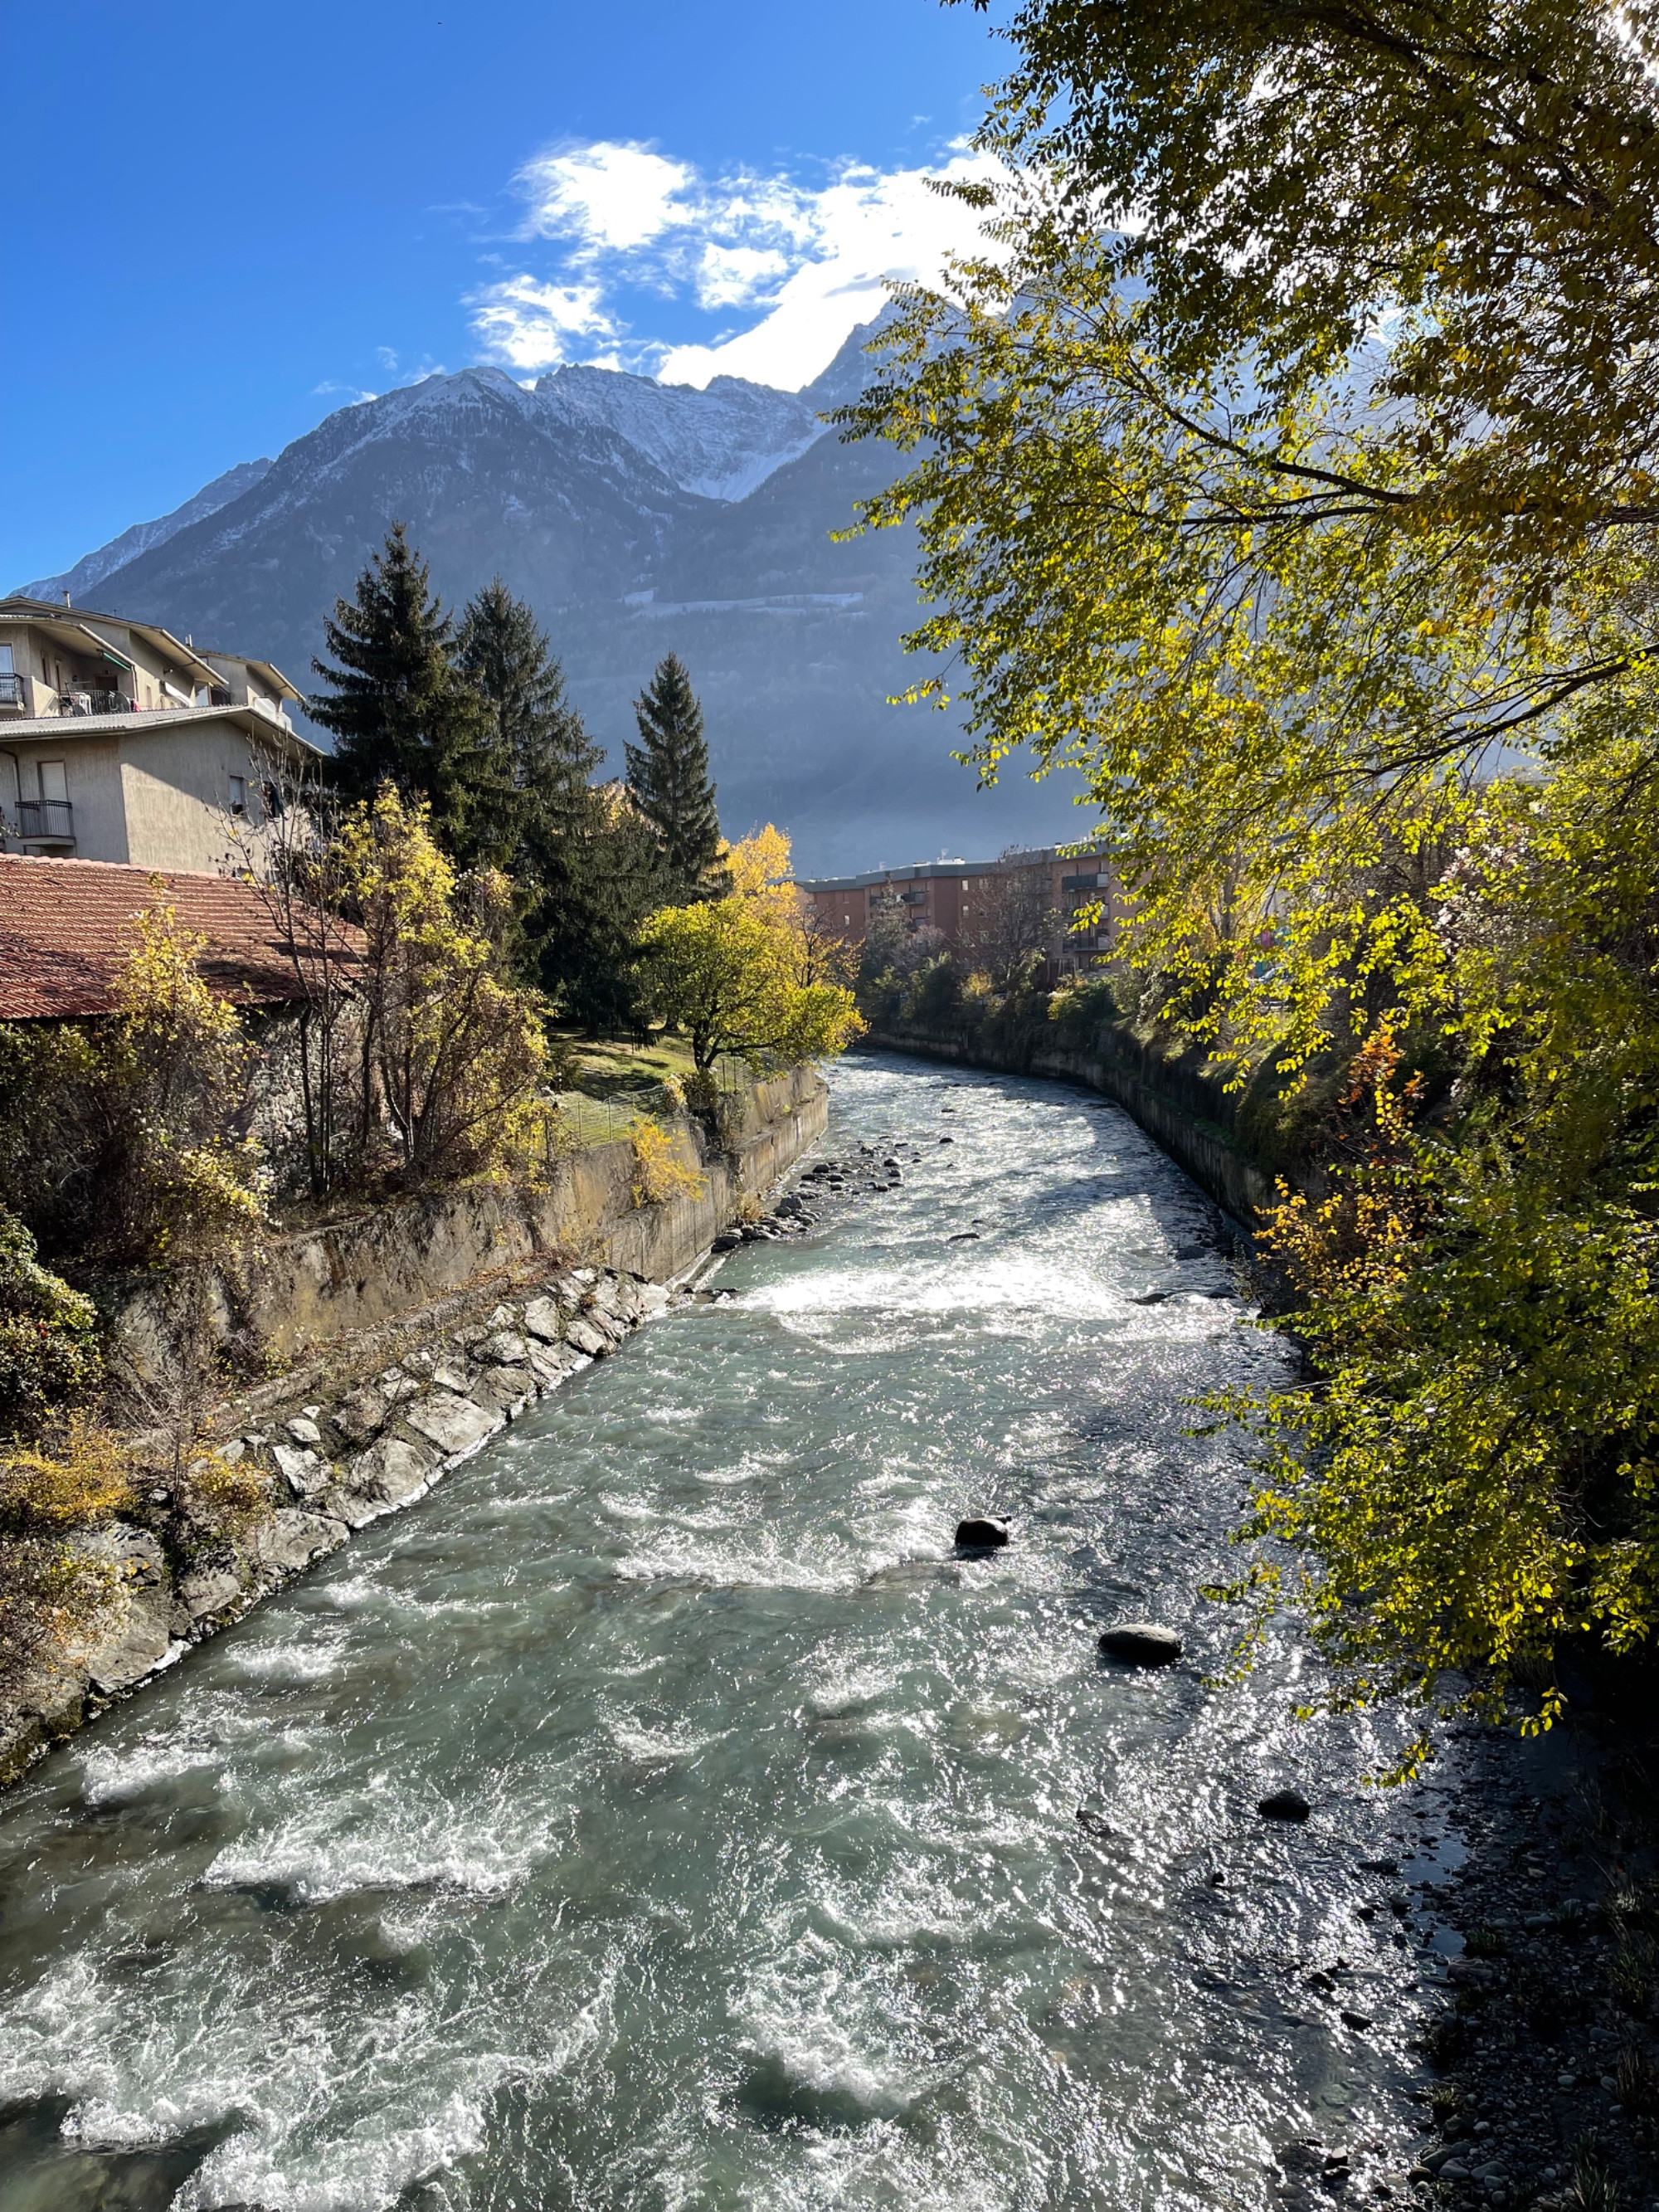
9;337;1083;870
532;365;820;502
22;458;273;604
62;369;713;680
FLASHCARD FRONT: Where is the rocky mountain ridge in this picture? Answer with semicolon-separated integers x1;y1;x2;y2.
12;327;1082;870
26;457;274;607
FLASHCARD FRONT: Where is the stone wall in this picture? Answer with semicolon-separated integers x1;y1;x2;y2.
2;1066;828;1787
864;1021;1272;1224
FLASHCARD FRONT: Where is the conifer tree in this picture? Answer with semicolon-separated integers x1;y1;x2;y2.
309;524;493;855
625;654;723;901
538;782;662;1034
457;578;599;860
457;579;659;1025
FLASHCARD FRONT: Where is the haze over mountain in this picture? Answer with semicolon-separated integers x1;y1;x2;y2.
17;326;1085;873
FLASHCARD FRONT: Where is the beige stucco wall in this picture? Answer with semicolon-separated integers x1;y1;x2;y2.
1;732;130;862
117;717;264;872
1;709;299;870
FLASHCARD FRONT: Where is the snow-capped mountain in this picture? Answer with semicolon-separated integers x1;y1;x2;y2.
23;457;272;605
9;326;1082;870
533;365;823;502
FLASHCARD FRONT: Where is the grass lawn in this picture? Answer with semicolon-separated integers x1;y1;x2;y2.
547;1030;746;1152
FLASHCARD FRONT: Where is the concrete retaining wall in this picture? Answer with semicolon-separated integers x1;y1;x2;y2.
107;1067;829;1394
864;1023;1272;1225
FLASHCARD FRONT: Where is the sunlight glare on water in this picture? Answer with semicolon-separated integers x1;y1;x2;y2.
0;1056;1440;2211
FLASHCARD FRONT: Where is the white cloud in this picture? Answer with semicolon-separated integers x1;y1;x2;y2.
695;242;791;311
518;141;698;256
468;139;1002;391
467;275;620;373
660;157;998;390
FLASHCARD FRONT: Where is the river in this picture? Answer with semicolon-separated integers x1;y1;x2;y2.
0;1054;1459;2211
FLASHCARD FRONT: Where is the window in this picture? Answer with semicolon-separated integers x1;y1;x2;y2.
0;646;12;675
228;773;247;817
38;761;67;803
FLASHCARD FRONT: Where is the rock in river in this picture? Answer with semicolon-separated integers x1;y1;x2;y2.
1098;1623;1184;1666
1258;1787;1312;1822
955;1517;1010;1550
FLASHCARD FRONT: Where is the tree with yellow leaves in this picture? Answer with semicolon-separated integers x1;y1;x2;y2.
337;788;549;1186
0;896;266;1272
637;826;864;1074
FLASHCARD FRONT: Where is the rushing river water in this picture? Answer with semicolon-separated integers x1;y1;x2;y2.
0;1055;1457;2211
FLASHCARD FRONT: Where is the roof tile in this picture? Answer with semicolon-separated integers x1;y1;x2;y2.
0;853;349;1020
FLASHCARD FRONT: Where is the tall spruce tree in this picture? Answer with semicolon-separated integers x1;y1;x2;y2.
456;578;659;1026
541;783;663;1034
624;654;723;901
457;577;597;860
309;524;496;856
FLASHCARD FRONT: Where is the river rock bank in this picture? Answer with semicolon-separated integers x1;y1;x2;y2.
1;1263;679;1787
1388;1720;1659;2212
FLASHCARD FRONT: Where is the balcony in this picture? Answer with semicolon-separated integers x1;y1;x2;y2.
56;690;130;717
898;889;927;906
13;798;74;841
0;674;26;711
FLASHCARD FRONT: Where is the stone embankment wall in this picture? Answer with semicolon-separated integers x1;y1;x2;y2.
2;1069;828;1787
112;1065;827;1387
864;1021;1272;1224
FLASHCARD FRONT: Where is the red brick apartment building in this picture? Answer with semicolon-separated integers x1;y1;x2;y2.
798;845;1119;978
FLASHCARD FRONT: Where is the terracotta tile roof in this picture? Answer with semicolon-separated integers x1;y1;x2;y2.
0;853;353;1020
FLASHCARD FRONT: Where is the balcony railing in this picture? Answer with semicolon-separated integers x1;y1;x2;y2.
14;799;74;840
56;690;130;717
0;674;26;709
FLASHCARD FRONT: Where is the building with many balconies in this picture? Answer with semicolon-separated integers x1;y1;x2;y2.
0;595;316;873
798;845;1120;979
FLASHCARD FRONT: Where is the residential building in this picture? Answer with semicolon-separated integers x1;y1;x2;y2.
0;595;315;873
799;845;1120;978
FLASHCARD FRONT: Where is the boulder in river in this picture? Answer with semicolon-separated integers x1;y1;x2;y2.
955;1517;1010;1551
1098;1622;1184;1666
1258;1787;1312;1822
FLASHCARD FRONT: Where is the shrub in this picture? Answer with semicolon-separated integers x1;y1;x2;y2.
176;1445;272;1543
0;1207;100;1432
1048;972;1120;1036
898;953;961;1022
0;899;267;1272
629;1118;707;1208
0;1419;136;1698
683;1067;721;1121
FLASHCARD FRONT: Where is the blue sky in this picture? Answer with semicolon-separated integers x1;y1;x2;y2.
3;0;1008;588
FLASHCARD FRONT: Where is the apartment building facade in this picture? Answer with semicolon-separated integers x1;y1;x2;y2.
0;595;314;873
799;845;1120;977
